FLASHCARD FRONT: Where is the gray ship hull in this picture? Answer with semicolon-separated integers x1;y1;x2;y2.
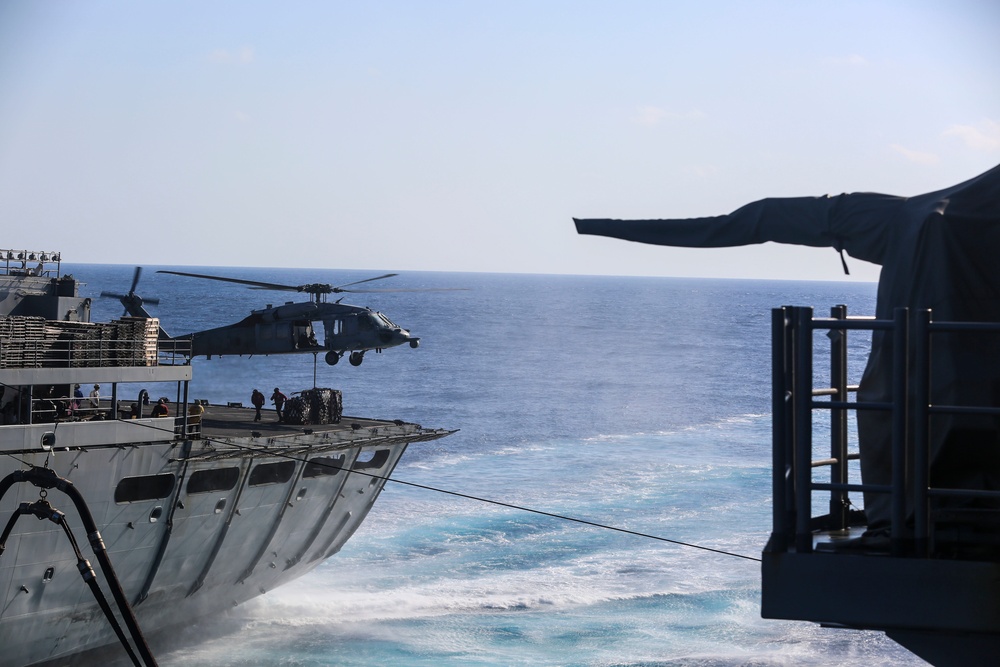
0;414;448;666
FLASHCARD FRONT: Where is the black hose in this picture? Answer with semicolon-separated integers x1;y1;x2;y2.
0;468;158;666
56;508;144;667
0;507;21;555
0;497;142;666
65;488;158;666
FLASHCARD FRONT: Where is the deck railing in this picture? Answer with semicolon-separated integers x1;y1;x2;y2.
0;248;61;278
771;305;1000;558
0;317;190;369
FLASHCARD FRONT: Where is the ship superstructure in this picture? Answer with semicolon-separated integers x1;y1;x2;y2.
0;251;453;666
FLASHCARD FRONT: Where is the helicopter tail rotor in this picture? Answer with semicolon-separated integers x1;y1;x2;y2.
100;266;161;317
129;266;143;295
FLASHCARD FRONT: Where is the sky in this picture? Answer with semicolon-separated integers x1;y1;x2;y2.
1;1;998;282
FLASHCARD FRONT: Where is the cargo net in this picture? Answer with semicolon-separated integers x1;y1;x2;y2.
282;387;343;425
0;316;160;369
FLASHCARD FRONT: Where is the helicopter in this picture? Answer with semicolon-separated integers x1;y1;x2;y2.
101;267;435;366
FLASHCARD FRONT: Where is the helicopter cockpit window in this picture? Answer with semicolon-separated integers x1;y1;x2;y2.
374;312;397;328
358;314;374;330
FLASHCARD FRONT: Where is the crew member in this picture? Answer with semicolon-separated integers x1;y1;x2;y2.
270;387;287;423
251;389;265;422
150;398;169;418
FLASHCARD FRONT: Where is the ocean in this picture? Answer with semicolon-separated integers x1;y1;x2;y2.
71;264;926;666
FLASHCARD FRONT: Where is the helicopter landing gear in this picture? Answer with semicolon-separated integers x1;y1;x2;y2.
325;351;341;365
349;351;364;366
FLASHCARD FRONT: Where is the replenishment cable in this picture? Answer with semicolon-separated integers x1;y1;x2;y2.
368;473;761;563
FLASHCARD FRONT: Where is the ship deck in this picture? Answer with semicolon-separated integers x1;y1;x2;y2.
195;403;400;439
0;397;446;456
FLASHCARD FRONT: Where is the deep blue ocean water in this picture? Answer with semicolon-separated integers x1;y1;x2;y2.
70;264;926;666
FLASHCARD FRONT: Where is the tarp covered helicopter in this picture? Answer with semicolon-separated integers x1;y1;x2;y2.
101;267;435;366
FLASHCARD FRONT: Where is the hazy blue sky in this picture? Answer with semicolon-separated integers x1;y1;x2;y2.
1;1;998;282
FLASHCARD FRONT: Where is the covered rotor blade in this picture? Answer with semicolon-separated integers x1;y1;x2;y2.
574;162;1000;534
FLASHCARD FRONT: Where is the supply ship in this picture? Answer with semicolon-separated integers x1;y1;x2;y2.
0;250;454;666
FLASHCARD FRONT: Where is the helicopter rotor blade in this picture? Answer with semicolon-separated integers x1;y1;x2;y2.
332;273;399;290
244;285;468;293
129;266;142;295
328;287;470;293
157;270;301;292
99;290;161;305
161;270;407;295
159;269;466;296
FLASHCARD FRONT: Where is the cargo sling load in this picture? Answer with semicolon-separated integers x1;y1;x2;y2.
575;163;1000;666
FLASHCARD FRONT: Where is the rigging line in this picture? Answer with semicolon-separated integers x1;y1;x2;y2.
109;418;763;564
376;475;762;563
2;451;32;467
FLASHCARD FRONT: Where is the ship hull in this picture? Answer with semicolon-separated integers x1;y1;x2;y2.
0;420;434;666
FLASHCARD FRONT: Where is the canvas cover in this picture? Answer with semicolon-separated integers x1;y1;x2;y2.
575;163;1000;529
